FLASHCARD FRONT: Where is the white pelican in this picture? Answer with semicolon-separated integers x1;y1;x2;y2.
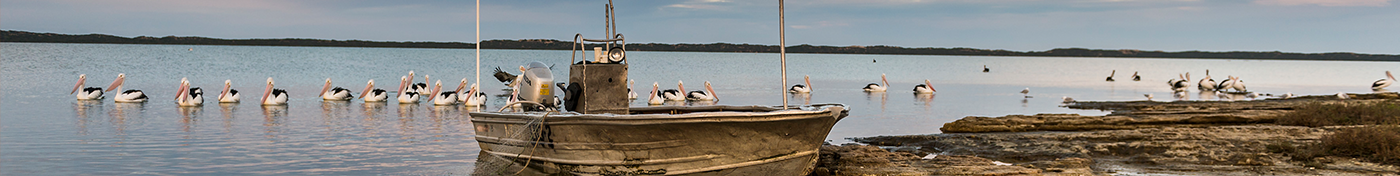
1280;92;1294;99
661;81;684;101
320;78;353;101
1106;70;1116;82
175;78;203;106
1021;88;1032;98
1062;96;1075;103
406;71;430;95
428;80;458;105
454;78;470;102
682;81;718;101
628;79;638;100
461;83;486;106
1228;76;1246;92
1198;70;1217;91
261;78;288;105
108;73;148;103
648;82;664;105
1216;76;1235;91
360;80;388;102
983;65;990;72
1168;73;1189;92
218;80;239;103
862;74;889;92
789;75;812;93
1371;71;1394;90
1131;71;1141;81
913;79;935;94
396;76;420;103
71;74;105;100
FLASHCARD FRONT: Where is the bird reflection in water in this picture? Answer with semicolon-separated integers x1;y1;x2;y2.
1198;91;1216;101
866;91;888;113
110;102;144;135
219;103;237;133
397;103;419;133
791;93;812;105
72;100;103;135
178;106;202;134
262;105;288;140
915;93;936;109
363;102;388;120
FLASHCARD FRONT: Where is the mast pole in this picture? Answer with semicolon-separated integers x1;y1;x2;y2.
779;0;788;109
475;0;481;90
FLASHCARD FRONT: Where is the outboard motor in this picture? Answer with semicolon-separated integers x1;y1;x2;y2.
517;61;558;110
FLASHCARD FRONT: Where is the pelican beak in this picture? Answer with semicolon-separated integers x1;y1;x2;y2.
106;74;126;92
650;83;659;101
926;79;936;92
456;78;468;93
360;80;374;99
72;74;86;94
804;75;811;89
677;81;686;94
320;78;332;97
398;76;408;93
220;80;231;101
1388;71;1395;81
429;81;441;100
881;74;889;86
262;78;273;103
176;78;188;101
705;81;716;100
408;71;415;84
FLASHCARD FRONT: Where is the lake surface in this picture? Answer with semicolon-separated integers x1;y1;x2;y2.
3;43;1396;175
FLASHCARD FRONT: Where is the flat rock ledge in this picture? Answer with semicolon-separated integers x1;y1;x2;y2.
941;92;1399;133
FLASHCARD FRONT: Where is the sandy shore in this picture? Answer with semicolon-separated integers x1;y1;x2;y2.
814;92;1399;175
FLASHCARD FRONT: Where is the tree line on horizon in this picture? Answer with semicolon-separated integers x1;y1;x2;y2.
3;30;1396;61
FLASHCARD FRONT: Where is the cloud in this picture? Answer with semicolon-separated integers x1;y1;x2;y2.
1253;0;1390;7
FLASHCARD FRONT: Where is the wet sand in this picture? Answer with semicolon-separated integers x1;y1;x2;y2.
815;92;1400;175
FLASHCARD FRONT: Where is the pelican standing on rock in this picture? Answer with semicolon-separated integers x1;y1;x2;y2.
71;74;105;100
863;74;889;92
261;78;288;105
789;75;812;93
1198;70;1217;91
218;80;239;103
320;78;353;101
175;78;203;106
1371;71;1394;90
1228;76;1247;92
648;82;664;105
913;79;935;94
1106;70;1116;82
109;73;148;103
396;76;420;103
360;80;388;102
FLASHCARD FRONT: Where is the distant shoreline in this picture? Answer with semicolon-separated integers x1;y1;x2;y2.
4;30;1397;61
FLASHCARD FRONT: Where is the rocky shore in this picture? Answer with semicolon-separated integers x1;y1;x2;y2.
813;92;1400;175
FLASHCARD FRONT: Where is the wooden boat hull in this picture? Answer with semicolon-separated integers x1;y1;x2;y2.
470;104;848;175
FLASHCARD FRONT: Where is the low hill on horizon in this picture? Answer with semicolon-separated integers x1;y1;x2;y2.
3;30;1396;61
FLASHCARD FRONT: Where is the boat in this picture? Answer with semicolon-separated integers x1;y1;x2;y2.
469;1;845;175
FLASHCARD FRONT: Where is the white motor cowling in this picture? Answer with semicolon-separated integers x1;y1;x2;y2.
517;62;557;110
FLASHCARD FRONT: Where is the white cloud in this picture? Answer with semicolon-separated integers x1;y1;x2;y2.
1253;0;1390;7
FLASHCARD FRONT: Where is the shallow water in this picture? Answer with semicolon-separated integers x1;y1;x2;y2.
3;43;1396;174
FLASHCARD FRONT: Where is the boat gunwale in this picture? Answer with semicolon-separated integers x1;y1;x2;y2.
468;104;847;125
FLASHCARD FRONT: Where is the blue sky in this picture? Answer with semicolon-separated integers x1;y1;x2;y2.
3;0;1397;54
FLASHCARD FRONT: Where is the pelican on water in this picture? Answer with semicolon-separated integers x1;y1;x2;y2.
175;78;203;106
862;74;889;92
320;78;353;101
1371;71;1394;90
71;74;105;100
1132;71;1141;81
360;80;388;102
628;79;638;100
1168;73;1190;92
1021;88;1032;98
661;81;685;101
461;83;487;106
428;80;458;105
396;76;420;103
218;80;239;103
682;81;718;101
261;78;288;105
913;79;935;94
648;82;664;105
1198;70;1217;91
1226;76;1247;92
1106;70;1116;82
789;75;812;93
109;73;148;103
983;65;990;72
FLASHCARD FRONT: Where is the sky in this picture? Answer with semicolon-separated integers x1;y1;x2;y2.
2;0;1397;54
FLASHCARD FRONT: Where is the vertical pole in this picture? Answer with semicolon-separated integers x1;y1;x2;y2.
779;0;787;109
475;0;481;90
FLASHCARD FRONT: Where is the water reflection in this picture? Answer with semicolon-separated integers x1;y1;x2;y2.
111;102;144;135
363;102;388;120
179;106;202;135
791;93;812;105
915;93;935;110
219;103;237;133
73;100;103;135
262;105;288;140
866;92;888;113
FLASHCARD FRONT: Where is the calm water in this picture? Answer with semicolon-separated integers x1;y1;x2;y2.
3;43;1396;174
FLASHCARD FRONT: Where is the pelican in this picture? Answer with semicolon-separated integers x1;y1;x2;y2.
71;74;105;100
628;79;638;100
454;78;470;102
108;73;148;103
862;74;889;92
983;65;990;72
260;77;288;105
319;78;353;101
1106;70;1116;82
913;79;935;94
396;76;420;103
1228;76;1247;92
360;80;388;102
1371;71;1394;90
1062;96;1075;103
789;75;812;93
1198;70;1217;91
661;81;685;101
682;81;718;101
1336;92;1349;99
1131;71;1141;81
1280;92;1294;99
413;75;431;95
1216;76;1236;91
1168;73;1190;92
175;78;203;106
1021;88;1032;98
428;80;458;105
492;66;520;86
461;83;487;106
218;80;239;103
648;82;664;105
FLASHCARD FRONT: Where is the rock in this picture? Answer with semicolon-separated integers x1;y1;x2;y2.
814;145;1044;175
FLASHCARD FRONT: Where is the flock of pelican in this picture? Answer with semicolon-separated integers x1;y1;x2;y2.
1091;70;1395;101
71;71;490;107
